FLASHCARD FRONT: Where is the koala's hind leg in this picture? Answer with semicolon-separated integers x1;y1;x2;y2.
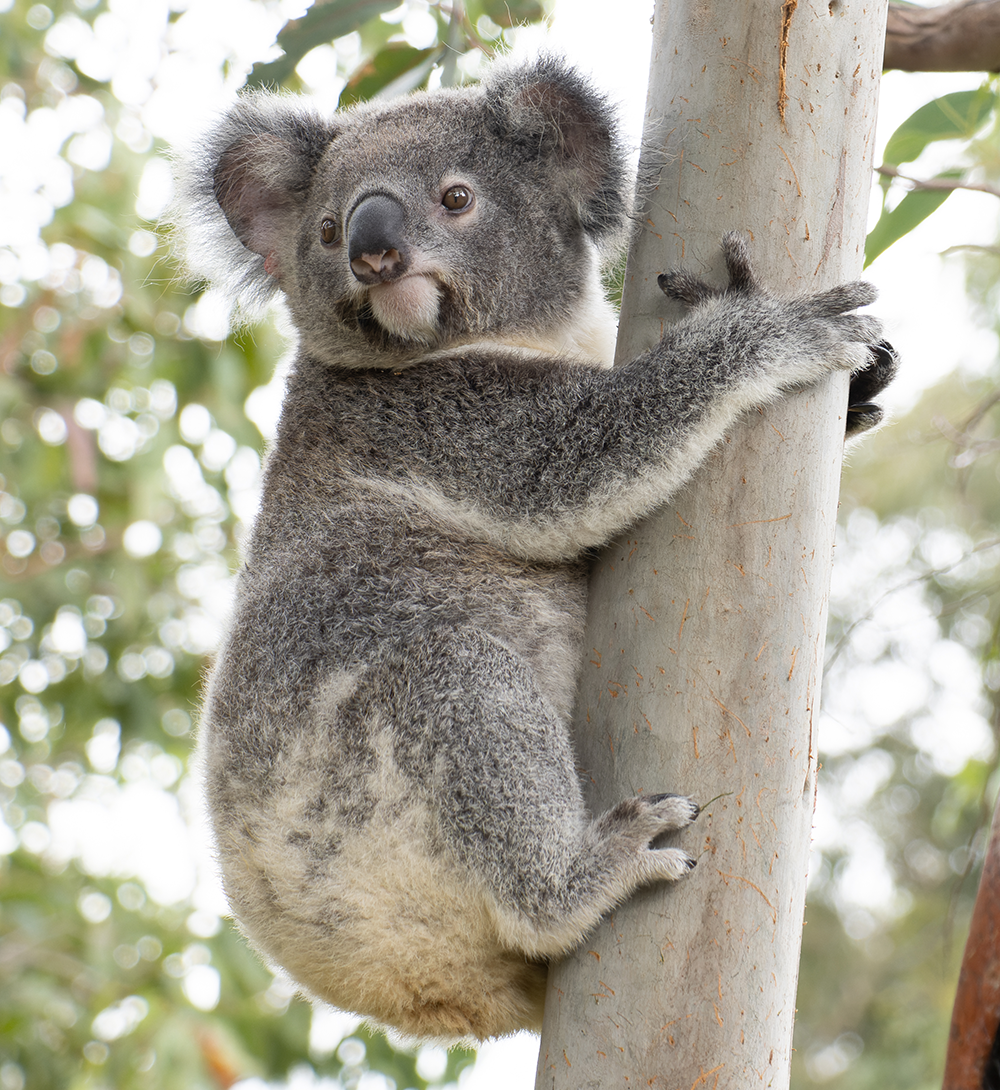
411;629;698;960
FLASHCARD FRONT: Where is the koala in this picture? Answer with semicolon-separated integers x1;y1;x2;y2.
179;56;895;1042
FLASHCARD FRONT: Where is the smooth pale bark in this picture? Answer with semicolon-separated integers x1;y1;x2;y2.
536;2;887;1088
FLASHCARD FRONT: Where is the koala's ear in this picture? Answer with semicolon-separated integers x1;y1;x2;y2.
483;55;629;241
213;133;314;270
174;93;336;315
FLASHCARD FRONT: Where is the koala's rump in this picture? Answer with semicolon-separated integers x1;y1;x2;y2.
211;721;547;1038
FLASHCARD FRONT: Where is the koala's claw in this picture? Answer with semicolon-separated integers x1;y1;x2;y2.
847;339;899;436
846;403;884;433
646;792;700;833
657;268;712;307
657;232;759;306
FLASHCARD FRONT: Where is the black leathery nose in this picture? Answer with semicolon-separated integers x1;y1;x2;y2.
347;193;407;270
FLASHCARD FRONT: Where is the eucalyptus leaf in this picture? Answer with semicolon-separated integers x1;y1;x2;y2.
246;0;401;89
339;44;440;107
882;89;996;166
481;0;546;25
864;174;961;266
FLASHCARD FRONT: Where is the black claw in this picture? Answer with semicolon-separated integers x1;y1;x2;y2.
845;339;899;436
648;791;681;804
847;402;882;419
658;270;712;307
846;406;885;437
685;857;697;870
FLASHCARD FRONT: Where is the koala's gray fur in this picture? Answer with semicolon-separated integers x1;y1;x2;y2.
178;55;884;1042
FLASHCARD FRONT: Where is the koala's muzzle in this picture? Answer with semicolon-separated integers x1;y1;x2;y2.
347;194;409;284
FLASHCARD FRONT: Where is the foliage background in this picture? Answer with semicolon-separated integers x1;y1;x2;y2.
0;1;998;1089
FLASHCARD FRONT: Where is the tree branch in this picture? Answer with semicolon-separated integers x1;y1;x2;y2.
886;0;1000;72
941;243;1000;256
942;790;1000;1088
876;164;1000;198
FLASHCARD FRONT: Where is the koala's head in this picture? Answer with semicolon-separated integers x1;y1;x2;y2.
176;57;629;369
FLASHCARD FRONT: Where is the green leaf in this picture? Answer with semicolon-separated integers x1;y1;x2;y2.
246;0;401;89
480;0;546;26
338;44;439;107
882;89;997;166
864;171;962;266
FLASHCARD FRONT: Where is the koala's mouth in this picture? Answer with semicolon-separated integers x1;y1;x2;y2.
365;274;441;340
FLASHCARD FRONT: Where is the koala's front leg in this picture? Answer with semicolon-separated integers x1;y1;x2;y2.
573;233;885;530
655;232;882;392
353;235;887;564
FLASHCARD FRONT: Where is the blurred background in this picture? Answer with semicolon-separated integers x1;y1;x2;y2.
1;0;999;1087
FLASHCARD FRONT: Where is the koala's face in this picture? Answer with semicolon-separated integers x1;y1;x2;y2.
201;60;628;368
297;92;593;361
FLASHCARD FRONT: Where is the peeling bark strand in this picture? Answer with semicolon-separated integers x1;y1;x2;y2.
778;0;798;123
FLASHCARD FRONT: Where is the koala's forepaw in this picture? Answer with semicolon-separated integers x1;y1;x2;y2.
658;234;887;389
846;339;899;437
647;792;700;830
600;792;699;845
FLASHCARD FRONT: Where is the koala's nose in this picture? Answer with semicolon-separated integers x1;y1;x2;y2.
347;194;409;284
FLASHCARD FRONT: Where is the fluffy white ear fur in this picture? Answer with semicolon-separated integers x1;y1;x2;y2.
171;92;334;317
482;52;628;242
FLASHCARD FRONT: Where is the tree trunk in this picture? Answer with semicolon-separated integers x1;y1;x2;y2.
535;2;887;1088
941;790;1000;1089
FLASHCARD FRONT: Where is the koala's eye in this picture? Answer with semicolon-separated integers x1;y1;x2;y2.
320;219;341;245
442;186;472;212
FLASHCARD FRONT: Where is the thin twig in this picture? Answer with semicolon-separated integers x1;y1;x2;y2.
826;538;1000;669
941;243;1000;257
877;163;1000;199
961;387;1000;435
